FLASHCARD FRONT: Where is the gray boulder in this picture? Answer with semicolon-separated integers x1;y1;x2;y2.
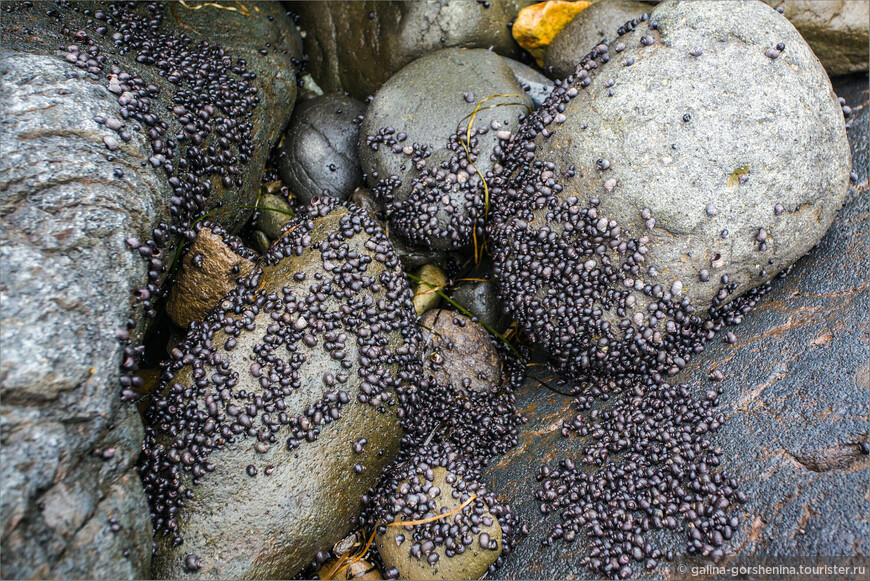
482;75;869;576
289;0;534;100
0;2;299;578
545;0;650;78
145;202;417;579
277;94;366;205
361;48;533;250
765;0;869;76
489;0;851;380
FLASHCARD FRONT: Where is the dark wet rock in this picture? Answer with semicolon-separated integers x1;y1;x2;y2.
545;0;649;78
361;48;533;250
412;264;448;316
165;228;256;329
481;73;870;580
144;202;416;579
376;465;503;581
256;193;295;241
277;94;366;205
448;273;512;335
764;0;869;76
419;310;503;396
290;0;534;101
502;57;555;109
0;2;299;579
489;0;851;381
251;230;271;255
449;280;511;334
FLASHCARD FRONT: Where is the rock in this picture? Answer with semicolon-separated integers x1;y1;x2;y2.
143;201;418;579
361;48;533;250
374;448;505;581
489;0;851;381
512;0;594;65
349;188;446;270
448;263;512;334
764;1;869;76
256;193;296;241
319;558;383;580
544;0;649;78
419;310;503;396
251;230;271;255
0;2;299;578
290;0;535;100
165;227;256;328
412;265;448;316
480;72;870;580
502;57;555;109
277;94;366;205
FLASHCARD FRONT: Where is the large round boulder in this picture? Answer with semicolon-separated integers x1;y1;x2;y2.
277;94;367;205
488;0;851;381
360;48;533;250
481;74;869;576
142;201;420;578
289;0;534;100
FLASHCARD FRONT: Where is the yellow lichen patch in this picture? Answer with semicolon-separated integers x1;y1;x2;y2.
512;0;593;65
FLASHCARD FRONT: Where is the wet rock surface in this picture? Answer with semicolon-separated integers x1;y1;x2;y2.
165;227;256;329
256;193;295;241
289;0;534;100
0;2;299;579
489;0;852;381
545;0;649;78
419;310;504;396
481;73;869;580
448;259;512;335
376;462;504;581
143;202;416;579
361;48;533;250
764;0;869;76
277;94;366;205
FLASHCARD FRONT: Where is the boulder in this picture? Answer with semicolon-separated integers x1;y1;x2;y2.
764;0;869;76
256;193;296;241
480;72;870;580
489;0;851;381
361;48;533;250
371;446;509;580
0;2;299;578
446;256;512;335
376;466;503;580
419;310;504;396
544;0;650;78
277;94;366;205
412;265;448;316
289;0;534;100
144;201;418;579
165;227;257;329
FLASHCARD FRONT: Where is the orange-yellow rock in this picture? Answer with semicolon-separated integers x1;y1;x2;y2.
512;0;593;65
